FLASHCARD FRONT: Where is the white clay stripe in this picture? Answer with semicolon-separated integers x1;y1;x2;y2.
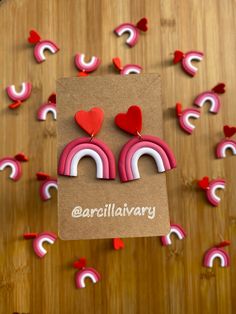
37;237;55;255
198;96;216;112
123;68;141;75
0;162;17;178
131;147;165;179
44;182;58;199
221;143;236;157
9;83;27;97
210;184;225;202
183;113;200;129
41;108;57;120
186;55;203;72
38;43;57;61
208;253;226;267
70;149;103;178
166;228;184;244
80;54;97;67
80;273;97;288
117;27;135;44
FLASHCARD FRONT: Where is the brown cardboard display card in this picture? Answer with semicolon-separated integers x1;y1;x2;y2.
57;74;174;240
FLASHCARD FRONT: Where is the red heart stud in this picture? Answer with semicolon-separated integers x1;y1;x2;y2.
8;100;22;109
36;172;50;181
173;50;184;64
216;240;230;248
113;238;125;250
74;107;104;136
73;258;86;269
115;105;142;135
28;30;41;44
15;153;29;162
212;83;225;94
48;93;56;104
176;102;182;116
198;176;209;190
223;125;236;138
136;17;148;32
112;57;122;71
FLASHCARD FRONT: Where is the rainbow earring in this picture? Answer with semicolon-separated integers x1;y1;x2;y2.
115;105;177;182
58;107;116;180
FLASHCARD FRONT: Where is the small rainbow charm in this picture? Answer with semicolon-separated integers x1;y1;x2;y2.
0;153;28;181
37;93;57;121
173;50;204;76
161;223;186;246
203;241;230;268
24;232;57;259
28;30;59;63
216;125;236;159
198;176;226;207
176;103;200;134
6;82;32;109
73;258;101;289
115;105;176;182
194;83;225;114
74;53;101;76
114;17;148;47
58;107;116;180
112;57;142;75
36;172;58;201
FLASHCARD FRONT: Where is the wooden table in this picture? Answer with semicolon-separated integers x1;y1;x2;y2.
0;0;235;313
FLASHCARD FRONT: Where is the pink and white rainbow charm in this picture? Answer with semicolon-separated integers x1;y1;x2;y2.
39;178;58;201
6;82;32;102
75;53;101;75
176;103;200;134
118;135;176;182
28;30;59;63
173;50;204;76
114;18;148;47
24;232;57;258
161;223;186;246
58;137;116;179
112;57;142;75
37;94;57;121
203;244;230;268
73;258;101;289
216;139;236;158
0;153;28;181
198;176;226;207
0;157;22;181
75;267;101;289
194;83;225;114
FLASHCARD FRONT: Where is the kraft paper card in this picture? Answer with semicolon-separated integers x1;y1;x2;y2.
57;74;172;240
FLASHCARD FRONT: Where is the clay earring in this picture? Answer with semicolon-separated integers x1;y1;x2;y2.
58;107;116;180
115;105;177;182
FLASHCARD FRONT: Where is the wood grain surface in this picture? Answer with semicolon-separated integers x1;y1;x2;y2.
0;0;235;313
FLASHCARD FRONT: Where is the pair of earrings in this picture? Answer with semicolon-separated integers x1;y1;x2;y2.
58;105;177;182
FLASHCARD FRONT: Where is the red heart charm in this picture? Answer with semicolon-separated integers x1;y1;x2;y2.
115;105;142;135
48;93;56;104
173;50;184;64
74;107;104;136
212;83;225;94
176;102;182;116
15;153;29;162
8;100;22;109
112;57;122;71
73;258;86;269
113;238;125;250
198;176;209;190
136;17;148;32
78;71;88;77
223;125;236;138
216;240;230;248
36;172;50;181
28;30;41;44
